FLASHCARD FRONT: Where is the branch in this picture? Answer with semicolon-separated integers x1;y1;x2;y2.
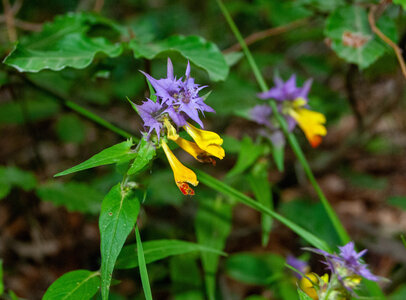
223;18;310;53
368;2;406;79
2;0;17;42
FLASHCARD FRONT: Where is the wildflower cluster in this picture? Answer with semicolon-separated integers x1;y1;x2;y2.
135;58;225;195
288;242;381;300
250;75;327;148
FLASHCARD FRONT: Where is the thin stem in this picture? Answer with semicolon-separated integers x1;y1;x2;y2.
215;0;350;245
19;74;134;140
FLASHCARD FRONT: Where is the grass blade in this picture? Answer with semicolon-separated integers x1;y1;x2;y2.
135;227;153;300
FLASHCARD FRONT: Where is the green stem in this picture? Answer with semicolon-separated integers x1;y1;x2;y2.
215;0;350;245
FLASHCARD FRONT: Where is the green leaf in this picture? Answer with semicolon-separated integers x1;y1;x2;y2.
129;35;229;81
99;184;140;300
325;6;397;69
227;136;264;177
393;0;406;10
4;13;123;73
248;163;273;246
135;227;153;300
225;253;285;285
36;181;103;214
116;239;226;269
0;166;37;199
197;170;330;252
387;196;406;210
195;199;232;300
297;288;314;300
43;270;100;300
127;138;156;176
0;259;3;296
9;290;19;300
271;143;284;172
0;98;60;125
55;140;136;177
56;114;86;144
170;255;204;300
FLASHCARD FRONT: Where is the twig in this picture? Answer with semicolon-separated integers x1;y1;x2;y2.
13;19;42;31
2;0;17;42
224;18;310;53
368;2;406;79
93;0;104;12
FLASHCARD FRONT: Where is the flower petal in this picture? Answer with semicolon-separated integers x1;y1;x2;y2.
184;122;225;158
161;141;198;195
171;136;217;165
289;108;327;148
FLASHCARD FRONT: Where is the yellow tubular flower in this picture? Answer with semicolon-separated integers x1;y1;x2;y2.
288;98;327;148
183;122;225;159
170;136;217;165
161;140;198;195
299;273;319;300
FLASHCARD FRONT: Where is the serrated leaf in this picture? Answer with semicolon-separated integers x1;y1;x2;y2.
56;114;86;144
325;6;397;69
36;181;103;214
99;184;140;300
55;140;136;177
195;199;232;300
116;239;226;269
4;13;123;73
42;270;100;300
227;136;264;177
127;138;156;176
129;35;229;81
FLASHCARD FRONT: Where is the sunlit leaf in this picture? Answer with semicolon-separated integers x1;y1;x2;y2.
195;198;232;300
116;239;226;269
325;6;397;69
129;35;229;81
43;270;100;300
36;181;103;214
4;13;123;72
55;140;136;177
127;138;156;176
99;184;140;299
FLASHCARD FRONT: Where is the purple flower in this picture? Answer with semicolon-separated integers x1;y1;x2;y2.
287;255;309;279
135;98;166;138
250;104;272;128
305;242;379;284
140;58;214;128
258;74;312;102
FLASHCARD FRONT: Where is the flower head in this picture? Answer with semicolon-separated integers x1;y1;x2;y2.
250;104;273;128
134;58;224;195
258;74;312;102
256;75;326;148
305;242;380;290
140;58;214;128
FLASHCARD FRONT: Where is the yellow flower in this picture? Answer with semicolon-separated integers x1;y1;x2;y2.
183;122;225;159
161;140;198;195
300;273;319;300
286;98;327;148
161;118;225;195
